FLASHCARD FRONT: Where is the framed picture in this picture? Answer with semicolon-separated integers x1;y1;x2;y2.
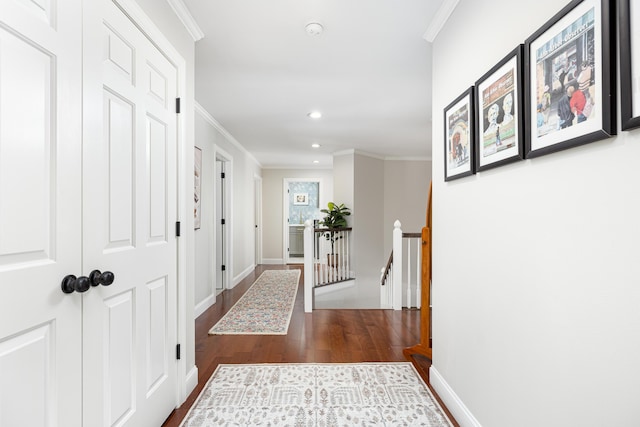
194;146;202;230
474;45;524;171
524;0;616;158
293;193;309;205
444;87;475;181
619;0;640;130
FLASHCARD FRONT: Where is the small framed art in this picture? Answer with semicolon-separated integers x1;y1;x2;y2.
293;193;309;205
524;0;616;157
474;45;524;172
444;87;475;181
194;146;202;230
619;0;640;131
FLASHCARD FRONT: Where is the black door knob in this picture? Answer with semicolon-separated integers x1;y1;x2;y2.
61;275;91;294
89;270;115;287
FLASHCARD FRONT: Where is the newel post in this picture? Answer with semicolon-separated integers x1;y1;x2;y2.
303;220;314;313
392;220;403;310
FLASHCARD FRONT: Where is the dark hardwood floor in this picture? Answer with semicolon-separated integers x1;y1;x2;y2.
162;264;457;426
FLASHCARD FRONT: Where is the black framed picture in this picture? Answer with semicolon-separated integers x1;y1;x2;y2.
524;0;616;158
619;0;640;131
474;45;524;172
444;87;475;181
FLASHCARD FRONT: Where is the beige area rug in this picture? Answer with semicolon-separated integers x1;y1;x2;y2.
208;270;300;335
179;363;453;426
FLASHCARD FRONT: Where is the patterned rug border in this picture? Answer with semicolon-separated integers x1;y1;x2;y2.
208;269;301;336
179;362;453;427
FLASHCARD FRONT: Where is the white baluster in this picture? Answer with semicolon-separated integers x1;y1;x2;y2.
416;239;422;309
406;238;412;308
314;231;320;287
345;231;350;279
392;220;402;310
304;220;313;312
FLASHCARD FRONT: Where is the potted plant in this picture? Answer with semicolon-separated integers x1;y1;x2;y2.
319;202;351;266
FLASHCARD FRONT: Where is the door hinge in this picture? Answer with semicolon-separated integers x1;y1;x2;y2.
176;98;181;114
176;221;181;237
221;265;226;271
221;172;225;179
176;344;181;360
221;218;226;225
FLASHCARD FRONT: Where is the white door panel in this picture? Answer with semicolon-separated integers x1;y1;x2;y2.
0;0;82;426
83;1;178;425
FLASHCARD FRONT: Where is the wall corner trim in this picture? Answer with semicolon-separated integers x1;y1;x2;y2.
185;366;198;402
429;366;482;427
233;264;256;287
195;100;262;168
423;0;460;43
194;294;216;318
166;0;205;41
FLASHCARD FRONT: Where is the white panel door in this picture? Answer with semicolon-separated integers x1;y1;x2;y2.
0;1;82;426
215;160;224;290
82;1;178;426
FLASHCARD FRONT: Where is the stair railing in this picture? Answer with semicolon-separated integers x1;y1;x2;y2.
380;220;422;310
303;220;354;312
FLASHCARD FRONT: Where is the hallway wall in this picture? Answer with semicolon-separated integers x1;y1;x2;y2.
432;1;640;425
194;107;262;314
382;159;432;254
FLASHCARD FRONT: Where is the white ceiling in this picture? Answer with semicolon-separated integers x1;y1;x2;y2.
181;0;452;168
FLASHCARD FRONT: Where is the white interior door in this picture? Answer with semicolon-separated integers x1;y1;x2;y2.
0;1;82;426
215;159;225;291
82;2;178;425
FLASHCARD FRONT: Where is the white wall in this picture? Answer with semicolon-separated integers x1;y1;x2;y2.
194;107;262;310
383;160;432;254
352;153;385;307
193;113;216;313
229;141;262;283
261;168;334;263
432;1;640;426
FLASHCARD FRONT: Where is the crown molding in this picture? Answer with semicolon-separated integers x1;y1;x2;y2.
332;149;356;157
385;156;432;161
423;0;460;43
166;0;204;41
194;101;262;168
354;150;386;161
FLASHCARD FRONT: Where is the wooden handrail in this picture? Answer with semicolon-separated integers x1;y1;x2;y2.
380;251;393;286
402;232;421;238
380;233;420;287
313;227;353;233
404;182;433;361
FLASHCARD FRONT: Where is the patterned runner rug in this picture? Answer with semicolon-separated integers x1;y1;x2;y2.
208;270;300;335
180;363;453;426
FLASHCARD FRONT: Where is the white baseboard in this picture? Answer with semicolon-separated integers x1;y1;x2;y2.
184;365;198;405
262;258;284;265
314;279;356;296
430;366;481;427
194;293;215;318
233;264;255;287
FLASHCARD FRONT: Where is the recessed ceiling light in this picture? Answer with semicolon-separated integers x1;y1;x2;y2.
311;143;321;148
305;22;324;36
307;111;322;119
313;160;320;164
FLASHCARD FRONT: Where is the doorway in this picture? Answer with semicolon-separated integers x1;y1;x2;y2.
254;175;263;265
215;159;226;293
215;148;232;293
283;179;321;264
